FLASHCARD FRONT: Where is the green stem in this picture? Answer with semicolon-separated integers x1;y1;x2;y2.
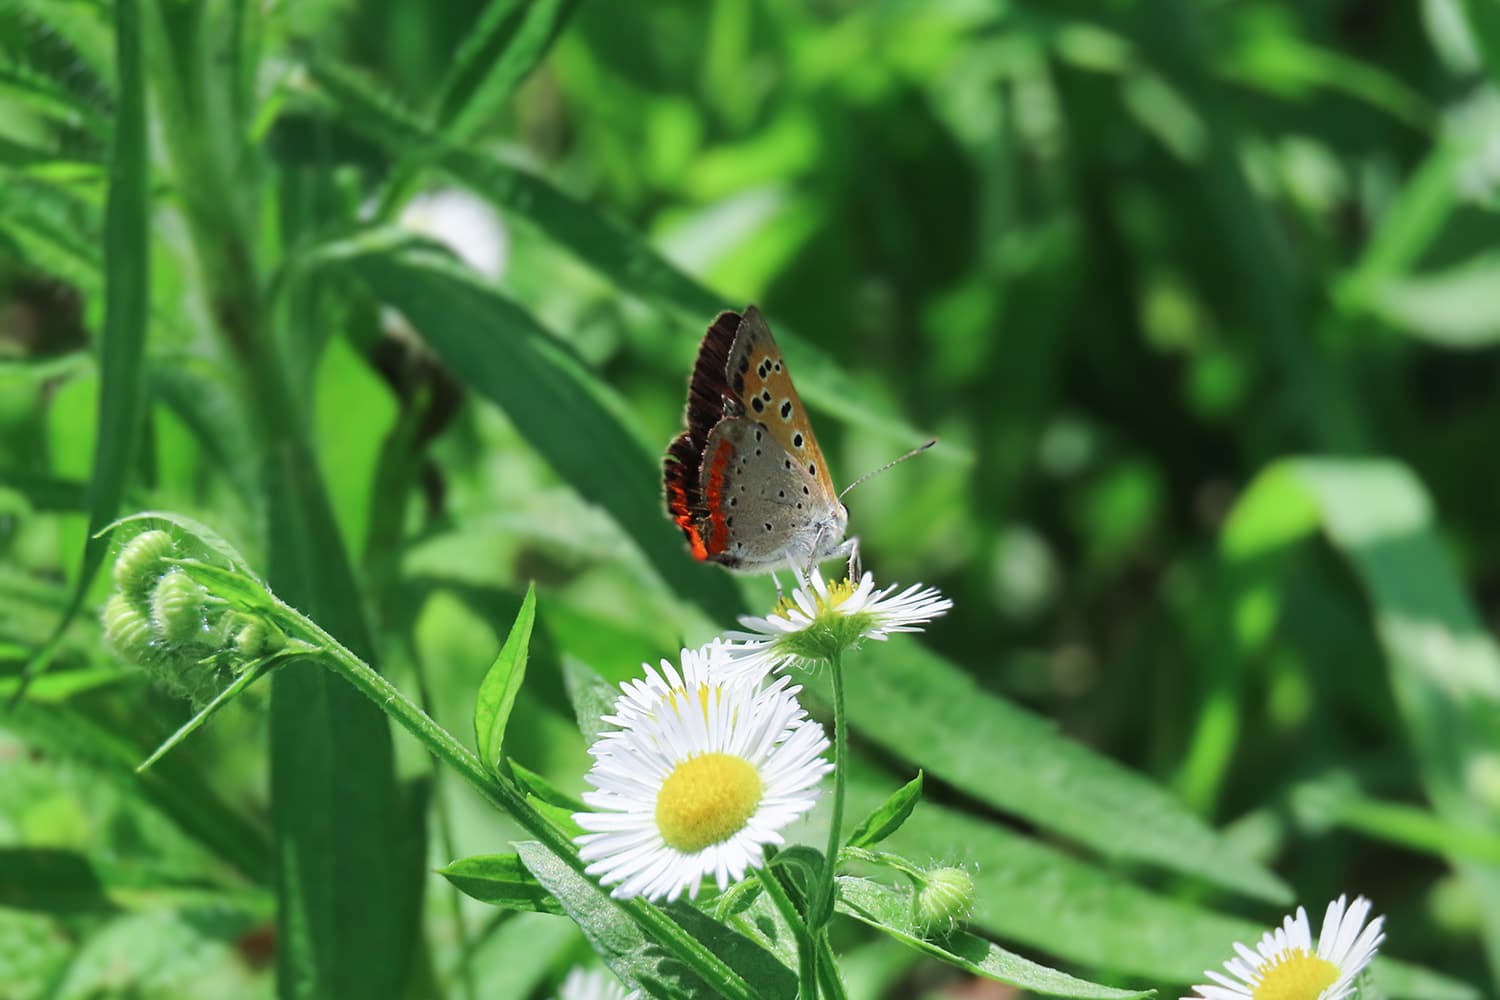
814;651;848;931
757;865;818;999
301;634;758;1000
815;933;849;1000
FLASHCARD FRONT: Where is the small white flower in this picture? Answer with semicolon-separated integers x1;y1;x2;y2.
573;644;832;902
553;966;638;1000
1187;895;1385;1000
397;188;508;280
723;570;952;674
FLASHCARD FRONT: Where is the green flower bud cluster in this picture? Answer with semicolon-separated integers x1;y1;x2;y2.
102;529;282;706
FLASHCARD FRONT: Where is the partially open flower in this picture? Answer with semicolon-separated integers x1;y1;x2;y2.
1187;895;1385;1000
573;644;831;902
723;570;952;675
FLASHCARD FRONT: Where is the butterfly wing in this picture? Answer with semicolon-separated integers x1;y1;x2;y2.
664;311;741;560
697;416;836;569
723;306;840;502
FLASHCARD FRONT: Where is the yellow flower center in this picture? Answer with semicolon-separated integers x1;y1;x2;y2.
655;752;763;853
774;577;857;619
1252;949;1340;1000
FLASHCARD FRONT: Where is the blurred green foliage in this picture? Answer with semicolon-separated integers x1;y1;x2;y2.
3;0;1500;997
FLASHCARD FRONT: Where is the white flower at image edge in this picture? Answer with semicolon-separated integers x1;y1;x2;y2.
724;570;952;674
573;643;832;902
553;966;639;1000
1187;895;1385;1000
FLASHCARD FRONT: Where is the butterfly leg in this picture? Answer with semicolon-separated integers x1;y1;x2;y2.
770;568;784;603
820;537;860;581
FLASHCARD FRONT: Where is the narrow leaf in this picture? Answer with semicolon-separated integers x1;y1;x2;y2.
846;771;923;850
835;876;1152;1000
802;643;1290;904
438;853;563;915
474;581;536;770
136;658;278;773
432;0;579;140
19;0;150;695
562;655;621;744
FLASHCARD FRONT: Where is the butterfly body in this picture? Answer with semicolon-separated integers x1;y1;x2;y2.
664;307;853;575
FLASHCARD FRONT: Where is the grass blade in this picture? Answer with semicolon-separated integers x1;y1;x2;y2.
432;0;579;140
803;642;1291;904
16;0;149;696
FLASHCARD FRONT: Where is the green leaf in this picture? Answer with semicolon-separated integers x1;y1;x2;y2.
510;759;586;811
438;853;563;915
135;658;279;773
1228;458;1500;975
1367;252;1500;347
0;847;271;916
514;840;794;1000
18;0;150;696
846;771;923;850
312;232;743;621
474;582;536;771
431;0;580;141
835;876;1152;999
803;643;1290;904
561;655;621;744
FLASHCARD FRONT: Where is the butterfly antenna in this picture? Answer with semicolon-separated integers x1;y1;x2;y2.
838;439;937;501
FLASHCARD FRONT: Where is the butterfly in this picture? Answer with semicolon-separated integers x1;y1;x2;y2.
663;306;856;577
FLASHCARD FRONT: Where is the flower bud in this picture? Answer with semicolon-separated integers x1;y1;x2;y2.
151;569;208;645
233;617;284;659
113;530;176;604
913;865;975;937
102;592;158;664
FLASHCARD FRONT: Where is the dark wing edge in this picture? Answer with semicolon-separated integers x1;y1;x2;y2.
663;309;743;561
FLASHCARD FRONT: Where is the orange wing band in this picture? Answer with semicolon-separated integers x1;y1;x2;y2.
702;436;734;556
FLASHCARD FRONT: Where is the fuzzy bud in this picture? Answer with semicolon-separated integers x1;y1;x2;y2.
102;592;159;664
233;617;284;659
913;866;975;937
151;569;208;645
113;530;177;604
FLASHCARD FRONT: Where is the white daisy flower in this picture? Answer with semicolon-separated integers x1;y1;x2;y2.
554;966;639;1000
723;570;952;674
1187;895;1385;1000
573;644;832;902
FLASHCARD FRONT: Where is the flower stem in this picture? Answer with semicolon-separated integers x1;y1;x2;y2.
814;650;848;931
756;865;818;999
